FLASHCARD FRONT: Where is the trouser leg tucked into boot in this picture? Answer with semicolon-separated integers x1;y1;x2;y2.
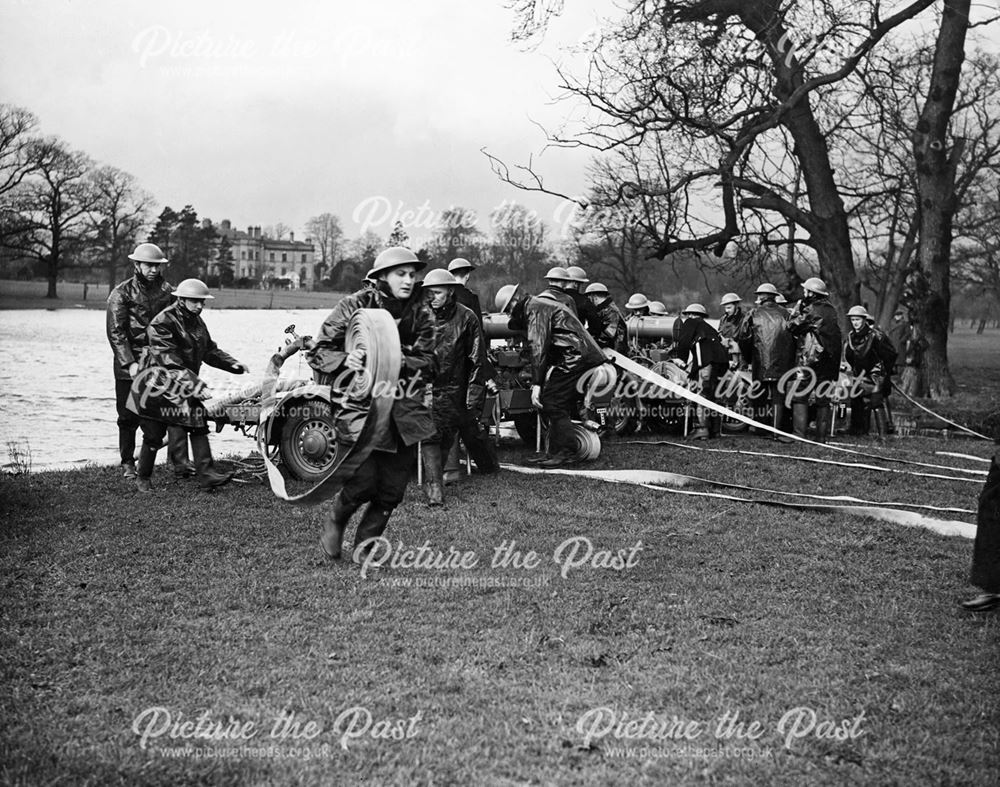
320;492;361;560
352;504;393;564
421;442;444;506
168;426;195;478
190;433;234;490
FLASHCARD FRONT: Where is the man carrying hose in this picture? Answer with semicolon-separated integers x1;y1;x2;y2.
309;247;437;562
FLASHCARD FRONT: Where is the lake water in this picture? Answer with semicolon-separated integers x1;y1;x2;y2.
0;307;339;472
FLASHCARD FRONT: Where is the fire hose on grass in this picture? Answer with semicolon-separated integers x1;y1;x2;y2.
608;352;986;478
500;352;980;538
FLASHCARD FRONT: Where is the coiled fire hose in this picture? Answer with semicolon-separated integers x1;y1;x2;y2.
257;309;401;505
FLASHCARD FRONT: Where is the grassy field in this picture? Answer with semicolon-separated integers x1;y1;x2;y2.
1;292;997;783
1;430;997;785
0;279;343;311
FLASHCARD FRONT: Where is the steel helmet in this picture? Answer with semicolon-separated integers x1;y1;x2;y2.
544;266;573;282
422;268;460;288
369;246;426;277
447;258;475;274
775;294;788;304
495;283;521;314
625;293;649;310
173;278;214;299
682;303;708;317
847;305;872;320
584;282;609;296
755;283;779;296
648;300;669;316
566;265;589;283
720;292;741;306
802;277;829;296
128;243;168;264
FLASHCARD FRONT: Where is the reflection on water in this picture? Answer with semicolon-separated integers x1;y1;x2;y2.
0;307;337;471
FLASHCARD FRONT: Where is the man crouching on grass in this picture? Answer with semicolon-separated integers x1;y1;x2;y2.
307;247;437;563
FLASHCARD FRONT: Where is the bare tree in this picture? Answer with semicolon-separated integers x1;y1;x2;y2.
305;212;344;279
491;1;949;316
12;138;94;298
484;202;548;280
87;165;153;289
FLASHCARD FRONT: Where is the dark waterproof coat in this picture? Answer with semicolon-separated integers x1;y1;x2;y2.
671;317;728;373
569;290;601;335
106;273;174;380
308;279;437;450
454;285;483;325
718;307;745;342
844;325;886;385
126;301;242;428
737;301;794;382
526;288;606;385
592;296;627;353
428;298;486;427
786;296;842;381
547;287;578;317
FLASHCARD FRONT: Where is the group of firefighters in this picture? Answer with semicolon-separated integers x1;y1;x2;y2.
107;241;926;564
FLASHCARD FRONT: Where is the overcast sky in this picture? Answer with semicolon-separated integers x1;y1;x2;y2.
0;0;618;246
2;1;997;248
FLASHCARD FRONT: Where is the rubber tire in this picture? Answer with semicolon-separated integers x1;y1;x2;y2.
279;399;338;482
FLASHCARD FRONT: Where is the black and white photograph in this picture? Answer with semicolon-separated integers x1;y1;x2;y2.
1;0;998;784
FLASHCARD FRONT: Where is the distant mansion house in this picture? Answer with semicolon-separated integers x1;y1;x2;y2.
210;219;317;289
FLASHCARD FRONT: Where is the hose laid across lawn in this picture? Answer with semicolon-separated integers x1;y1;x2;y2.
609;352;987;478
504;464;977;540
257;309;401;505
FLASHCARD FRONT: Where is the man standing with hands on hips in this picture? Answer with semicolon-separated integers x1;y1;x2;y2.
106;243;193;480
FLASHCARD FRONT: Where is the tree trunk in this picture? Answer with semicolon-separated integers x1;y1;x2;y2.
911;0;970;399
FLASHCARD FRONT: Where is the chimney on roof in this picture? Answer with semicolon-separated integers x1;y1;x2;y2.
221;219;231;231
254;226;261;239
290;232;294;242
247;225;253;235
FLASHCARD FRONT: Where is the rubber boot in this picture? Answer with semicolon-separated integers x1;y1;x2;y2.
884;398;896;434
815;405;832;444
136;441;157;493
772;400;793;443
873;407;889;442
320;492;360;560
120;427;137;475
792;403;810;439
708;414;722;439
443;436;462;486
352;505;393;564
190;433;234;490
688;408;710;440
168;426;195;478
421;443;445;507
